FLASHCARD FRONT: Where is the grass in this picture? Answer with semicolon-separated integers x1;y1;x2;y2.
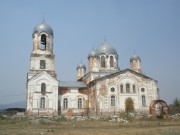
0;117;179;135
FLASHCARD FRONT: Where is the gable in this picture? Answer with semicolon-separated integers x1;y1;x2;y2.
89;68;157;85
28;71;59;85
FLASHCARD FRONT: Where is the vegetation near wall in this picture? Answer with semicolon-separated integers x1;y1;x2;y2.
125;97;134;113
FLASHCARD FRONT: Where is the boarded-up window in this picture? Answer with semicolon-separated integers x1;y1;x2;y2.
142;95;146;106
133;85;136;93
40;60;46;69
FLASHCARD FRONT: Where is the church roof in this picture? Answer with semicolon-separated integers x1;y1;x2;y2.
33;21;54;36
76;61;86;70
89;68;157;85
96;41;117;55
59;81;87;88
88;49;98;57
130;53;141;62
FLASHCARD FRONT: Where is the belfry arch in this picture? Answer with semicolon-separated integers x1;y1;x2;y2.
149;100;169;118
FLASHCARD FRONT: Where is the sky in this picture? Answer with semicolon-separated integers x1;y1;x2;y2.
0;0;180;105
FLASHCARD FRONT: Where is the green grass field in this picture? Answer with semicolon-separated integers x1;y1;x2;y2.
0;117;179;135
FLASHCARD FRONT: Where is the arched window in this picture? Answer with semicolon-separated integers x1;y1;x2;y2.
41;34;46;50
78;98;82;109
142;95;146;106
40;97;45;108
63;98;68;109
101;56;105;68
133;85;136;93
120;85;123;93
126;83;130;93
111;95;115;106
40;60;46;69
41;83;46;95
110;56;114;67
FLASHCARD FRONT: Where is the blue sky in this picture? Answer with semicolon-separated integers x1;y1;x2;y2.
0;0;179;104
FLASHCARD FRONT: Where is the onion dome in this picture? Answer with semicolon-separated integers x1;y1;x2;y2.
33;21;53;36
76;62;86;70
88;49;98;58
130;53;141;62
96;41;117;55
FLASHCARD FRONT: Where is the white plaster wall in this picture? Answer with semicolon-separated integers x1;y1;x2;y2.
95;70;158;112
60;89;88;109
27;72;58;114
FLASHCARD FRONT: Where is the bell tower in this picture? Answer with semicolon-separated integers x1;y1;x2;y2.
28;21;57;79
26;21;59;116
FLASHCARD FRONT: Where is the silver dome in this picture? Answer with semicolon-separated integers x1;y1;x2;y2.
96;42;117;55
77;62;86;70
88;49;98;57
130;53;141;62
33;21;53;36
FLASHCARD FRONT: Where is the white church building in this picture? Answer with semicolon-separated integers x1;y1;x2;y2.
26;21;159;116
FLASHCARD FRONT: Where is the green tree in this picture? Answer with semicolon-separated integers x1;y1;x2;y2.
125;97;134;113
173;97;180;113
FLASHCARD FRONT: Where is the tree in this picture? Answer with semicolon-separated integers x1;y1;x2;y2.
173;97;180;113
125;97;134;113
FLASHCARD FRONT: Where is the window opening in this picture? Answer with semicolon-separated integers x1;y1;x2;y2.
63;98;68;109
142;95;146;106
78;98;82;109
41;83;46;95
111;87;115;92
141;88;145;92
111;95;115;106
40;60;46;69
120;85;123;93
133;85;136;93
101;56;105;68
126;83;130;93
40;97;45;108
110;56;114;67
41;34;46;50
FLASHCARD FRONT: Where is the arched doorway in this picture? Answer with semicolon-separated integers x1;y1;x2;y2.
149;100;169;118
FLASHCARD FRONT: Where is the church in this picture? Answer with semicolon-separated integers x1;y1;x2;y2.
26;21;160;116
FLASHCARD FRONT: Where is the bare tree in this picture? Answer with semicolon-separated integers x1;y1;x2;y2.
173;97;180;113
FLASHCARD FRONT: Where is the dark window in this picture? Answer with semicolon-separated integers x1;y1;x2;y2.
142;95;146;106
41;34;46;50
133;85;136;93
110;56;114;67
78;98;82;109
101;56;105;68
111;87;115;92
40;97;45;108
120;85;123;93
126;84;130;93
40;60;46;69
111;95;115;106
63;98;68;109
141;88;145;92
41;83;46;95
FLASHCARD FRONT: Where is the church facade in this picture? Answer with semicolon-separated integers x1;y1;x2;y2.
26;21;159;116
